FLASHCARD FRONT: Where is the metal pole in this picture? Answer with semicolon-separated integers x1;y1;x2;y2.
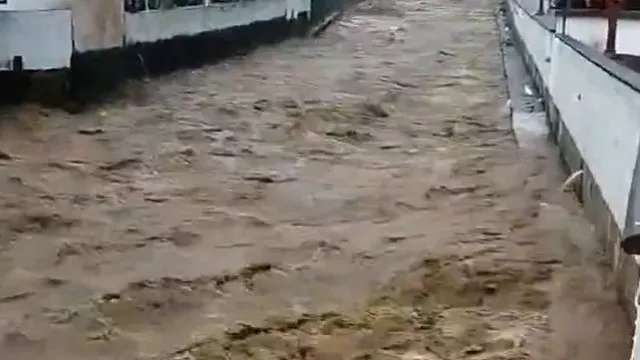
537;0;545;14
561;0;569;35
604;0;622;57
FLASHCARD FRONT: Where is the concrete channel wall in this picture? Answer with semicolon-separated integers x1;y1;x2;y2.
0;0;346;104
505;0;640;320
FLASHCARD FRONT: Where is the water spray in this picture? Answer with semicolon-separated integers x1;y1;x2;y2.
561;169;583;192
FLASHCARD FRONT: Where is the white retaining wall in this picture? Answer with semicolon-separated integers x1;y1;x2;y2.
0;0;71;11
557;15;640;55
509;0;640;235
549;37;640;229
0;10;72;70
508;6;640;356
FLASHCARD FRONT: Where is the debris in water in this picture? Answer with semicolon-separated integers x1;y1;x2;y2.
253;99;271;111
77;127;105;135
439;49;456;56
98;157;143;171
361;100;391;118
0;150;13;160
43;307;79;324
242;170;297;183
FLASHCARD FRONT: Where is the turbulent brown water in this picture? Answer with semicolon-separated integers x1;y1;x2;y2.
0;0;631;359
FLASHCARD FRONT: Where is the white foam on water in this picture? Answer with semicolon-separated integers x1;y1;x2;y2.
512;111;548;149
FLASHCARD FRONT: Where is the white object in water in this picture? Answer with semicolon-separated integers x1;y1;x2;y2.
524;84;533;96
502;99;512;117
561;170;584;191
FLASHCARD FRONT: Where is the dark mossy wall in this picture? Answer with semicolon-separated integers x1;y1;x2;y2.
70;13;310;103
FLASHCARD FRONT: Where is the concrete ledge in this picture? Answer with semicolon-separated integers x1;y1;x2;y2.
505;0;639;320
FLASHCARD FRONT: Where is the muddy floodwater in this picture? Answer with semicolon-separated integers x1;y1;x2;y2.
0;0;632;359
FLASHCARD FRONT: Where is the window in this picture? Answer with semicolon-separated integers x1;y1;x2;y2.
125;0;205;13
174;0;205;6
125;0;146;12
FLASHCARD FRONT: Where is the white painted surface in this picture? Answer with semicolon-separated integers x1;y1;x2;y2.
510;3;553;84
125;0;311;45
72;0;125;52
560;16;640;55
0;10;72;70
549;37;640;230
0;0;71;11
510;0;640;231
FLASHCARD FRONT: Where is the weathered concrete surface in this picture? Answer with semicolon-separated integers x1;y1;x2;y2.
0;0;631;359
71;0;124;53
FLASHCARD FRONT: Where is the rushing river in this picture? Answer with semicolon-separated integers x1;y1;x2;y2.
0;0;631;359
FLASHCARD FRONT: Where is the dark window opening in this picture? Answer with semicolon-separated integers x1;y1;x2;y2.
148;0;205;10
126;0;207;13
125;0;146;13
